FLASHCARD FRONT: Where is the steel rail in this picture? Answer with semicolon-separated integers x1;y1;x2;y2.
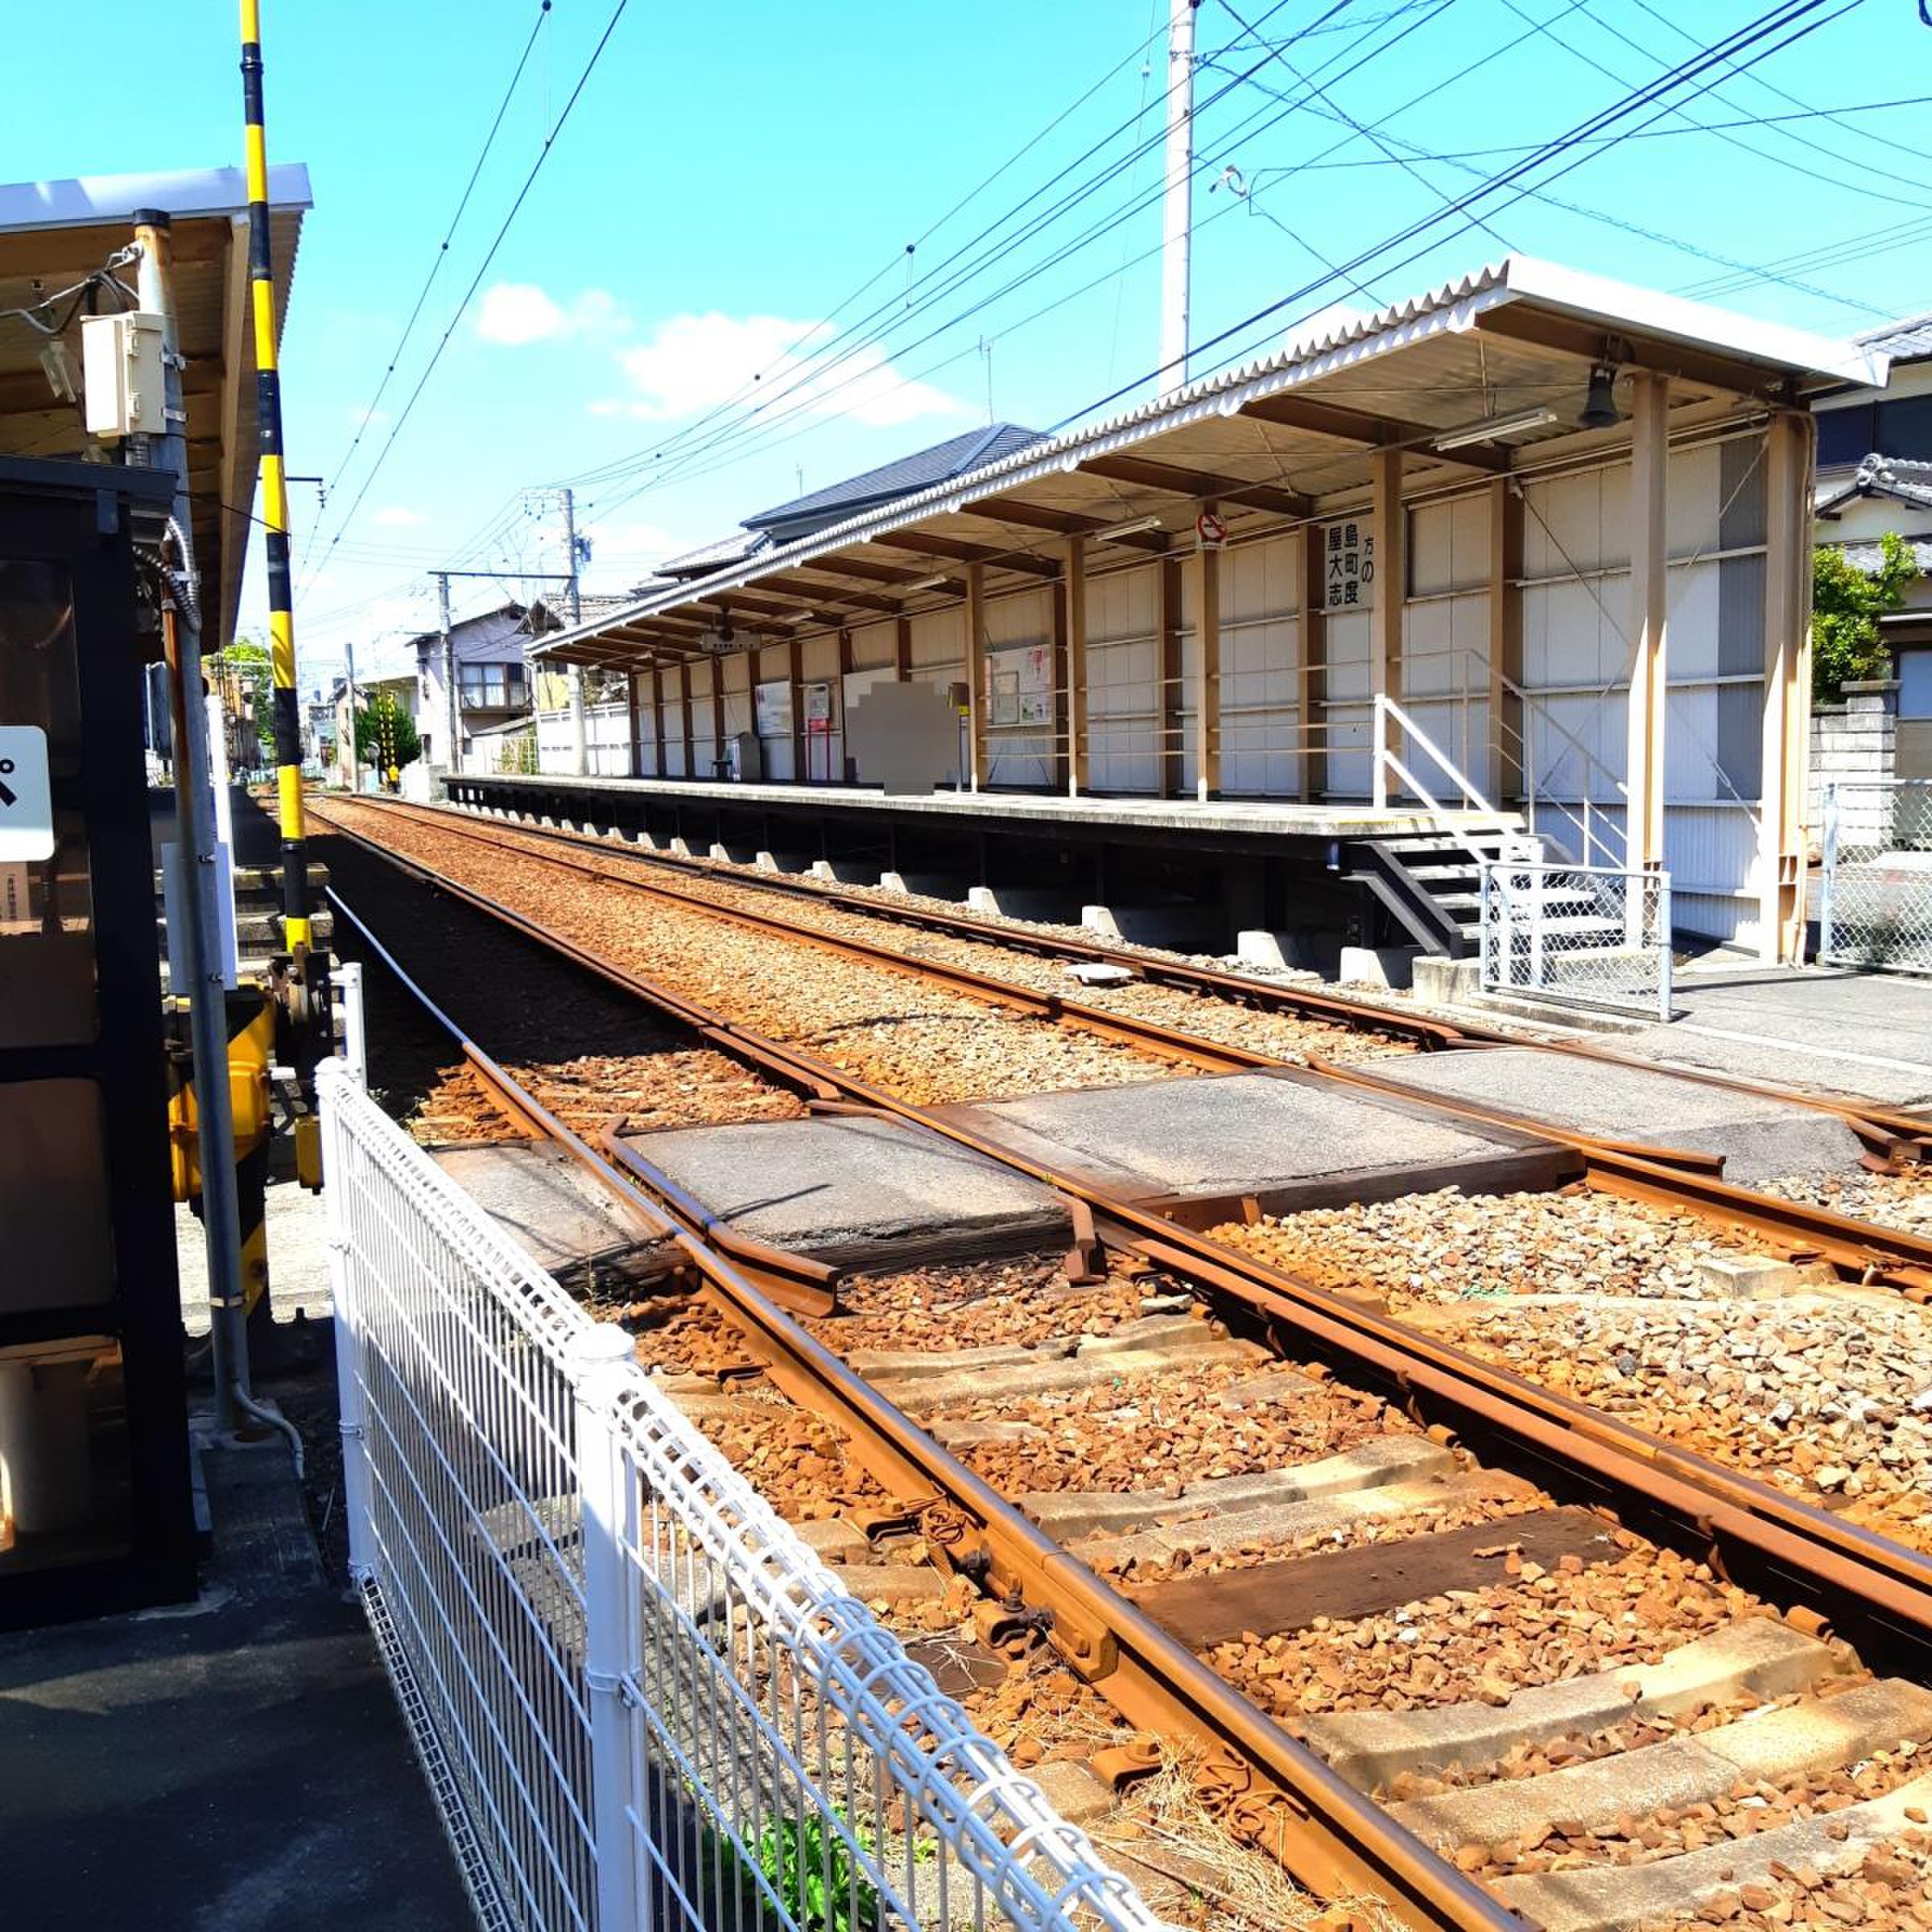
342;799;1932;1295
318;809;1932;1681
319;876;1515;1929
436;795;1932;1154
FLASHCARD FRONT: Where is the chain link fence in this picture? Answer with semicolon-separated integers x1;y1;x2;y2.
1817;779;1932;976
1479;861;1674;1022
318;1061;1170;1932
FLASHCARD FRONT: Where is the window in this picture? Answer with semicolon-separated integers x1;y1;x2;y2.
1901;649;1932;722
1817;403;1875;469
458;663;527;708
1817;395;1932;469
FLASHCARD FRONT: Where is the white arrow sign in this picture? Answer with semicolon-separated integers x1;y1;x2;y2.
0;724;55;861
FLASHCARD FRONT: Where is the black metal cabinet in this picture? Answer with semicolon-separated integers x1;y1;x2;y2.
0;457;195;1626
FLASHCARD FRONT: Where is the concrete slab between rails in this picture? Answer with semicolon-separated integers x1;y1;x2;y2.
1021;1436;1455;1542
1491;1764;1932;1932
929;1067;1579;1213
1393;1678;1932;1856
1300;1615;1849;1790
1364;1044;1869;1183
427;1141;681;1288
614;1113;1070;1269
1076;1468;1537;1570
848;1313;1263;1407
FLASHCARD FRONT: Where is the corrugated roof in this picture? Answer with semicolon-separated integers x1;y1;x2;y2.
535;254;1885;665
1856;310;1932;363
745;423;1042;530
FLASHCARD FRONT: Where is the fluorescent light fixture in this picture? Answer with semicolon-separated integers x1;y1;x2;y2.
1433;407;1558;452
905;573;952;592
1096;514;1162;542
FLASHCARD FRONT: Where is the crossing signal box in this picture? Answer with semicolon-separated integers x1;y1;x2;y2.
0;455;196;1628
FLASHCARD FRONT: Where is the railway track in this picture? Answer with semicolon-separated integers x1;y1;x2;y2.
320;805;1932;1932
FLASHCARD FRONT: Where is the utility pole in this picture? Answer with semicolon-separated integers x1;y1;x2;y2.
560;486;588;776
133;208;252;1435
1160;0;1199;399
435;569;458;778
343;637;360;791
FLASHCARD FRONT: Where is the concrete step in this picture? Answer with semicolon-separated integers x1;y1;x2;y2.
1299;1616;1847;1790
1391;1677;1932;1858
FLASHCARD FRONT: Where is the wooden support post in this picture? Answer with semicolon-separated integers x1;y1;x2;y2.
652;663;667;778
1370;450;1404;809
1299;522;1327;802
1158;555;1183;799
626;671;642;778
836;629;854;784
964;562;986;791
893;615;911;682
1488;477;1525;807
1625;372;1670;870
1759;410;1812;963
709;660;724;779
1195;509;1221;802
786;635;805;782
1064;535;1088;797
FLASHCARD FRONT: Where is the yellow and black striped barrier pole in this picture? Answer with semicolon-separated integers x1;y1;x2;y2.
241;0;324;1038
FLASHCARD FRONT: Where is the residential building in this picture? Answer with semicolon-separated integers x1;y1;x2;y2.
1813;309;1932;778
411;602;542;770
332;672;417;789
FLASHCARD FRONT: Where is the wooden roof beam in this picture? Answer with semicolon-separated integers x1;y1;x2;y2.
1076;452;1308;518
1469;307;1792;406
960;493;1169;551
1241;394;1509;473
750;571;897;613
871;530;1061;580
789;555;928;589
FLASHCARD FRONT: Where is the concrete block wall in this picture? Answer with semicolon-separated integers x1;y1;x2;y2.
1810;679;1898;849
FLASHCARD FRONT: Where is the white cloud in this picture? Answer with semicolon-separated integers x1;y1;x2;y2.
610;312;965;428
374;505;427;529
581;518;705;578
476;281;629;346
349;402;390;428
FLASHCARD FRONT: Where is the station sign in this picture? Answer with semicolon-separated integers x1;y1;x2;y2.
0;724;53;861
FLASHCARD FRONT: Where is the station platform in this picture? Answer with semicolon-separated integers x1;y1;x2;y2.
1602;969;1932;1113
444;770;1514;965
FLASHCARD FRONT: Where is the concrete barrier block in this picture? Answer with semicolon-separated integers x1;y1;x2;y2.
1337;944;1418;989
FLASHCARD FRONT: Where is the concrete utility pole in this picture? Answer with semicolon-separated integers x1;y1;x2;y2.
343;637;360;792
134;209;253;1432
562;485;588;776
436;569;458;779
1159;0;1199;399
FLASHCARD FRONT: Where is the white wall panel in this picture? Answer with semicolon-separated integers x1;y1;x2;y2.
848;619;895;671
1088;564;1159;793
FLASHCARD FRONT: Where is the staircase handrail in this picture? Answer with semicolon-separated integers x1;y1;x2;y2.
1373;695;1513;869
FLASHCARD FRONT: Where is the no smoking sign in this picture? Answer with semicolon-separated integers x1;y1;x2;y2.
0;724;54;861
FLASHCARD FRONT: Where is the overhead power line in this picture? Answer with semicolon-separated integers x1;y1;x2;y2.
297;0;554;592
299;0;633;599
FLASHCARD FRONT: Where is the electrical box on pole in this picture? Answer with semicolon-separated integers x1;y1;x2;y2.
80;312;168;440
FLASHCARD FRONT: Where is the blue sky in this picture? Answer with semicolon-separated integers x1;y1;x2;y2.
6;0;1928;690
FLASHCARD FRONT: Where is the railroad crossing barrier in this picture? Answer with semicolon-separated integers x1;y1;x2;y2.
1478;859;1673;1022
318;1059;1167;1932
1817;778;1932;976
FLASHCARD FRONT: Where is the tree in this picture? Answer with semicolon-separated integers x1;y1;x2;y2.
208;638;275;758
1813;531;1920;700
353;693;422;776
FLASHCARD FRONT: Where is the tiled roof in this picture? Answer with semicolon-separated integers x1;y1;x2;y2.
1817;455;1932;517
651;529;773;577
1856;311;1932;363
744;423;1042;531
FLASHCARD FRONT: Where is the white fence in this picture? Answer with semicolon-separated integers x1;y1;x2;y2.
1479;861;1674;1022
1818;779;1932;976
318;1061;1166;1932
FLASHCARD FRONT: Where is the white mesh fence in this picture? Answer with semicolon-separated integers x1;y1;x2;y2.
1818;780;1932;976
1479;861;1673;1022
319;1062;1170;1932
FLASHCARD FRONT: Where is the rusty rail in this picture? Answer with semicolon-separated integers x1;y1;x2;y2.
319;811;1932;1678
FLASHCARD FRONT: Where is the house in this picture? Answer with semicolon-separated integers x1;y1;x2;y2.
411;602;541;770
1813;310;1932;778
